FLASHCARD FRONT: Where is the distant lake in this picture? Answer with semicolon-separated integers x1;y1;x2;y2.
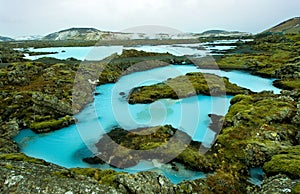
23;41;236;61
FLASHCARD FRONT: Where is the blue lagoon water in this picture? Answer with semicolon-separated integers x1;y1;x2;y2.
24;43;210;61
15;44;280;184
24;46;123;61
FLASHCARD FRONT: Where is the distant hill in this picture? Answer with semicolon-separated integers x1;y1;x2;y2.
43;27;200;41
200;30;250;37
0;36;14;42
262;17;300;34
202;30;229;35
43;27;133;41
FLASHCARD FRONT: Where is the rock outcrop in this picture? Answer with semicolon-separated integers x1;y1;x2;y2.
253;174;300;194
0;154;119;193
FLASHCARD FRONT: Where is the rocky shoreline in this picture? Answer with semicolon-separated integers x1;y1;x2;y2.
1;32;300;193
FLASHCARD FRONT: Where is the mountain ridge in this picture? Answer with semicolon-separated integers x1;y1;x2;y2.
1;17;299;42
262;17;300;34
43;27;250;41
200;30;249;37
0;36;14;42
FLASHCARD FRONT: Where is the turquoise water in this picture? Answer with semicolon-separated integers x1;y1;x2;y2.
23;39;251;61
24;46;123;61
14;63;280;184
15;41;280;184
249;167;265;185
23;42;232;61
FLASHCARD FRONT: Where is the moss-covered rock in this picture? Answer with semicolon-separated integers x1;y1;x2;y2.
0;153;48;165
128;72;251;104
29;115;75;133
253;174;299;194
263;146;300;179
114;171;175;194
70;168;125;187
273;79;300;90
175;179;210;194
0;61;79;134
293;183;300;194
84;125;216;172
214;91;298;170
0;45;25;63
0;153;119;193
206;167;246;194
175;146;217;172
214;33;300;93
96;49;192;84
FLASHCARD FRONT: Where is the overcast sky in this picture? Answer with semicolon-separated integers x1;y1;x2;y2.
1;0;299;38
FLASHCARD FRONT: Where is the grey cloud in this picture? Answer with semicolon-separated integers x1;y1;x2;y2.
0;0;299;37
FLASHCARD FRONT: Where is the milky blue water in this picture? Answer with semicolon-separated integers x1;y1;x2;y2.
249;167;265;185
14;62;280;184
23;42;231;61
24;46;123;61
15;41;280;184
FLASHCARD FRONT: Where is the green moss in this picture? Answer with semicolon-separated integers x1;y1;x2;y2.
30;115;73;133
1;164;16;170
225;96;295;126
214;91;299;171
85;125;216;171
230;94;253;105
0;153;48;165
292;183;300;194
176;147;216;172
0;46;25;63
274;80;300;90
52;170;74;178
97;169;122;186
176;179;210;193
70;168;124;186
128;73;250;104
206;168;246;194
263;154;300;179
70;167;99;177
33;115;52;122
214;33;300;80
139;142;165;150
263;146;300;179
